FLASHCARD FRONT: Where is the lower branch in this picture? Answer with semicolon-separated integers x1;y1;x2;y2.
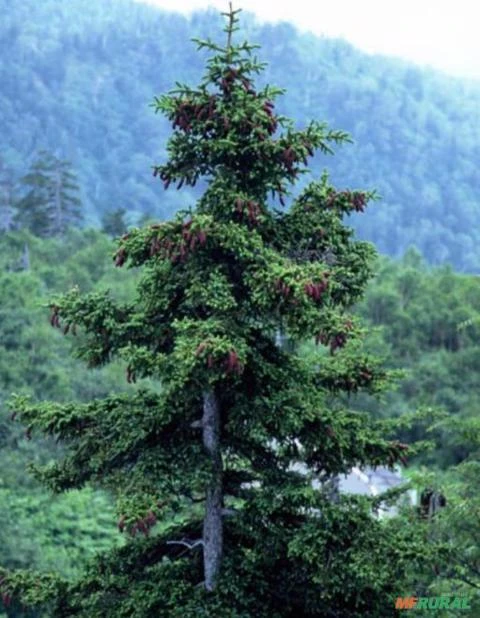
166;539;204;550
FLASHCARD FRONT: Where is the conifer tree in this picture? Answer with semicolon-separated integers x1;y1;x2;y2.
1;6;439;617
16;151;82;237
0;157;16;233
101;207;130;238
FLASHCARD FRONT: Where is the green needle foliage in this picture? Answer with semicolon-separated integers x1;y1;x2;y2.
16;151;83;238
1;6;441;617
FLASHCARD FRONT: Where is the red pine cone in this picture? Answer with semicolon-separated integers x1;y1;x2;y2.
115;248;126;267
226;349;239;372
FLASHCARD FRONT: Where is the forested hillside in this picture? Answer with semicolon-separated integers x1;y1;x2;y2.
1;0;479;271
0;230;128;592
354;249;480;468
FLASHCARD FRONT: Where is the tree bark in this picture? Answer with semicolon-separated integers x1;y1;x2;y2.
54;164;62;236
20;242;30;271
202;389;223;591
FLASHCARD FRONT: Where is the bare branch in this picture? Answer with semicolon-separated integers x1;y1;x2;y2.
166;539;204;550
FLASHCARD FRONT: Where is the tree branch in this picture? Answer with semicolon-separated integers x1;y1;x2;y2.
221;507;238;517
166;539;204;550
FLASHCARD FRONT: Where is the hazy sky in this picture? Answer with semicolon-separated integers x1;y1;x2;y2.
135;0;480;79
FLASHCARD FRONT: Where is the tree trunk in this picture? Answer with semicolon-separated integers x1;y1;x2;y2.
54;165;62;236
20;242;30;271
202;390;223;591
324;474;340;503
275;327;297;353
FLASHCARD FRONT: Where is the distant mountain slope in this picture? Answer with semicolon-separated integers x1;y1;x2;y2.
1;0;479;271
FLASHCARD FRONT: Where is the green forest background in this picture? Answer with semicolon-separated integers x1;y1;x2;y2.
1;0;480;270
0;0;479;614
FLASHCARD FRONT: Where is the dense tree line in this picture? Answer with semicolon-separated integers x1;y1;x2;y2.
0;229;133;617
0;0;479;270
354;249;480;467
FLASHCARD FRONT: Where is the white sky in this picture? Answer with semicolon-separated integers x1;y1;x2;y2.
135;0;480;79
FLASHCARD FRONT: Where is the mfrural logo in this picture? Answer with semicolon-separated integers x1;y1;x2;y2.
395;596;471;610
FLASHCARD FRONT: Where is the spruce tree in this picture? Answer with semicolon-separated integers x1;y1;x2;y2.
0;157;16;233
1;6;439;617
16;151;82;237
101;207;130;238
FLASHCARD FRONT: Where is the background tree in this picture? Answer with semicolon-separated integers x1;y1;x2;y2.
1;6;443;617
405;426;480;616
351;250;480;468
16;151;82;238
0;157;16;233
0;229;136;618
101;207;130;238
